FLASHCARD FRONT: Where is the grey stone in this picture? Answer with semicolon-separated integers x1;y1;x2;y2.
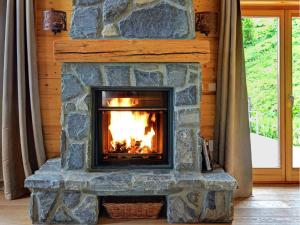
167;64;187;87
134;63;159;70
176;86;197;106
119;2;189;39
89;173;132;191
52;206;73;223
29;194;36;222
189;72;199;84
62;74;84;101
76;64;102;86
203;191;233;222
35;158;61;174
102;23;120;37
187;191;204;208
77;94;91;112
25;174;63;189
64;102;76;112
105;66;130;86
132;174;175;191
176;108;200;128
167;195;199;223
175;129;195;170
103;0;130;23
66;143;85;170
134;0;157;6
70;6;102;39
63;191;81;209
60;130;67;168
62;63;75;74
206;191;216;210
36;192;57;223
74;0;101;6
189;64;200;71
171;0;186;5
135;69;163;86
67;113;89;140
72;195;98;225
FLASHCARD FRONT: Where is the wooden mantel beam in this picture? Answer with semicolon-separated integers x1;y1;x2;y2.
53;40;211;64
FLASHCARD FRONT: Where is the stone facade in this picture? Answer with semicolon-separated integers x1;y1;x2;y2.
70;0;195;39
60;62;202;172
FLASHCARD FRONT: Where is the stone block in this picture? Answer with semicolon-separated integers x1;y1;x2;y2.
72;195;99;225
67;113;89;140
89;173;133;191
176;108;200;128
103;0;130;23
102;23;120;37
25;174;63;189
167;190;234;223
70;6;102;39
176;86;198;106
74;0;101;6
105;66;130;86
189;72;199;84
62;74;84;102
63;191;82;209
66;143;85;170
135;69;163;86
119;2;189;39
166;64;187;87
35;191;57;223
76;63;102;86
175;129;197;170
60;130;67;168
52;206;74;223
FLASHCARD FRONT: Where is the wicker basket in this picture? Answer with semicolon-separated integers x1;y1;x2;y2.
103;202;163;219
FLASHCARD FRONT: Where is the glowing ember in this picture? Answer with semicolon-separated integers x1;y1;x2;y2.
108;98;156;154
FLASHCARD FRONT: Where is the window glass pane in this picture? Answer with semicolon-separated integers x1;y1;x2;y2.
242;17;280;168
292;17;300;168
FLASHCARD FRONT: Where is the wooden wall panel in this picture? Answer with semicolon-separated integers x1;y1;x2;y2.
35;0;219;158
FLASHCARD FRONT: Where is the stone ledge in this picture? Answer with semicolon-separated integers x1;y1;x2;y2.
25;158;237;194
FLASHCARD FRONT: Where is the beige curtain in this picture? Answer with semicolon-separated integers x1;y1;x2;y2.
214;0;253;197
0;0;5;187
1;0;46;200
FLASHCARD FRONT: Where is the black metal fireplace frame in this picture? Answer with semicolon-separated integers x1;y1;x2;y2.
91;87;174;170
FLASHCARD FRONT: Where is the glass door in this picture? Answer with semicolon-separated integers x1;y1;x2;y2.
285;10;300;181
242;10;286;182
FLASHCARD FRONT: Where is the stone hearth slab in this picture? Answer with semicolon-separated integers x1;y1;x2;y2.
25;158;237;224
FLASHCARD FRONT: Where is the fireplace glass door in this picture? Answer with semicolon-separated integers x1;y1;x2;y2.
92;88;173;169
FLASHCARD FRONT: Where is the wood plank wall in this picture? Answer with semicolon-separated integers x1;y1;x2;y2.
35;0;220;159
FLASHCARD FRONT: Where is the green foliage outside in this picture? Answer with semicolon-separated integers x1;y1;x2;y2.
242;17;300;146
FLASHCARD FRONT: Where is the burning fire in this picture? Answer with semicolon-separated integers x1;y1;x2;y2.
108;98;156;154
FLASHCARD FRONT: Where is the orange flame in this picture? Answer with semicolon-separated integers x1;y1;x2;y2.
108;98;156;154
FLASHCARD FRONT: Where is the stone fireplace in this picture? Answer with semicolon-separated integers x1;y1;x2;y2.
25;0;237;224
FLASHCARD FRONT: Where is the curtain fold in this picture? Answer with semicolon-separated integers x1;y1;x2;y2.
1;0;46;200
214;0;253;197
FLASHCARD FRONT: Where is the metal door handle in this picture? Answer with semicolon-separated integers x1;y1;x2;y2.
290;95;294;107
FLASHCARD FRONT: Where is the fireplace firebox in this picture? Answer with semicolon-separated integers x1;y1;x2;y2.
92;87;174;169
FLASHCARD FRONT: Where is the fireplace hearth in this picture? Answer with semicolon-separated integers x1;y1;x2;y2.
92;87;173;169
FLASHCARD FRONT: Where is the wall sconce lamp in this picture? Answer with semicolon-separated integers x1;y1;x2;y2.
43;9;67;35
195;12;219;37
